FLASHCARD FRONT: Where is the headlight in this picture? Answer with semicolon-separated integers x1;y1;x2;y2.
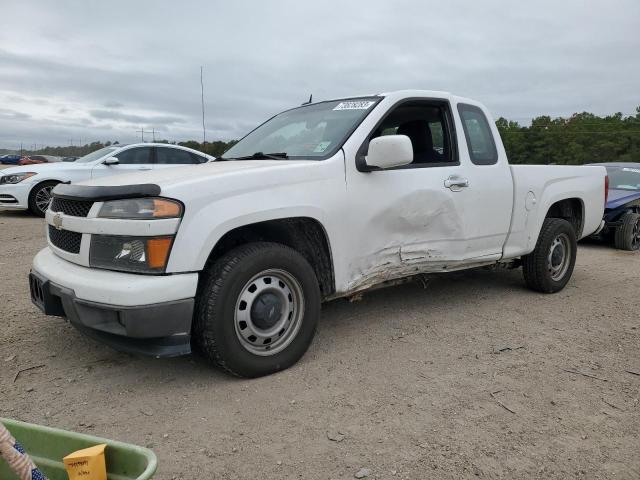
0;172;36;184
98;197;183;219
90;235;174;273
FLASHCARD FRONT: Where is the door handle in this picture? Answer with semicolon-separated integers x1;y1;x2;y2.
444;176;469;191
137;167;152;171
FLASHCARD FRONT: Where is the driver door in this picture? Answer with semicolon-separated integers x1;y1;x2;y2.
344;101;470;289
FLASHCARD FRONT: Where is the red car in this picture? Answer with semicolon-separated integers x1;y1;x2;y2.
18;155;59;165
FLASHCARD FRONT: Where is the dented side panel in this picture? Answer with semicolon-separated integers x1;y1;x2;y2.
340;162;469;293
336;94;512;295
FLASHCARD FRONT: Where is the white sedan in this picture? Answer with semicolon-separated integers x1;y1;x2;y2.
0;143;214;216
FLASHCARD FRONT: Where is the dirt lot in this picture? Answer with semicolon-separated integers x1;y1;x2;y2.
1;207;638;480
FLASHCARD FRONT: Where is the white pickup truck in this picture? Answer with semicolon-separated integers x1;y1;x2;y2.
29;90;607;377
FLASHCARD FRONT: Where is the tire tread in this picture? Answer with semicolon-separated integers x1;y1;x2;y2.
522;218;577;293
614;212;640;251
193;241;319;377
28;180;59;217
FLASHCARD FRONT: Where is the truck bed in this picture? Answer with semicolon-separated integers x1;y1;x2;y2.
502;164;606;259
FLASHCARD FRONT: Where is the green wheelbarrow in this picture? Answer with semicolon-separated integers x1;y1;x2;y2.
0;418;157;480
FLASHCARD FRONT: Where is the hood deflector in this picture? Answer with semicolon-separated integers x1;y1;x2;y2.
51;183;161;202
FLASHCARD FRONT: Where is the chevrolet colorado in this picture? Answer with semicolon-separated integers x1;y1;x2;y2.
29;90;607;377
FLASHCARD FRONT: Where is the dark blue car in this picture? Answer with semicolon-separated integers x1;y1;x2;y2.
590;163;640;250
0;154;21;165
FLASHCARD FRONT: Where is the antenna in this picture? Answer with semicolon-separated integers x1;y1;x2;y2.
302;94;313;105
200;66;206;144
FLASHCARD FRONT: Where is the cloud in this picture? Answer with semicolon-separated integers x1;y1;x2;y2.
0;108;31;121
89;109;186;125
0;0;638;149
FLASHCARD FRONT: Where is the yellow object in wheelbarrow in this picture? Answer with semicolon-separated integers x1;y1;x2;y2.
0;418;156;480
63;444;107;480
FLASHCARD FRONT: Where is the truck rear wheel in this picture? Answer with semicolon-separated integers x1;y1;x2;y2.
614;212;640;251
522;218;577;293
193;242;321;378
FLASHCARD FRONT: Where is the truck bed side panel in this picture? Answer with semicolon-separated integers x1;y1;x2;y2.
503;165;606;258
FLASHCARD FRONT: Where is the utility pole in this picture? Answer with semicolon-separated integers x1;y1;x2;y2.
200;66;206;145
136;128;146;142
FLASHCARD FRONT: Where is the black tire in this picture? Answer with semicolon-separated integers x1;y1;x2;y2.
613;212;640;251
193;242;321;378
28;181;59;217
522;218;577;293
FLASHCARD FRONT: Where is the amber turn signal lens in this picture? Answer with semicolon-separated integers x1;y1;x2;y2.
146;237;173;269
152;199;182;218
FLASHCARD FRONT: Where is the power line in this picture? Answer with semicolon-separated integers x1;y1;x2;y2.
500;131;640;134
505;112;640;120
500;122;639;128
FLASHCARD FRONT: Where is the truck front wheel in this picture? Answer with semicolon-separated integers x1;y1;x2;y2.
522;218;577;293
193;242;321;377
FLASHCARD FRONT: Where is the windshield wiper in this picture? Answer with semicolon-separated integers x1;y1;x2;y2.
232;152;289;160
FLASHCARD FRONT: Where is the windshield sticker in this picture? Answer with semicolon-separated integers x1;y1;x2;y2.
333;100;376;111
313;141;331;153
622;168;640;173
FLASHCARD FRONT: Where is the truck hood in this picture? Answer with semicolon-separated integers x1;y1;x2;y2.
606;188;640;210
77;160;312;189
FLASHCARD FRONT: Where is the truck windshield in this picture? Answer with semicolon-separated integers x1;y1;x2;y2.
607;166;640;191
223;97;381;160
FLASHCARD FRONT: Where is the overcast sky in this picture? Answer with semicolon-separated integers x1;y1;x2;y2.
1;0;639;149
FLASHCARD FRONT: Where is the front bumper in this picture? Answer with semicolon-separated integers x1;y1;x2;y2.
30;248;199;357
0;182;30;209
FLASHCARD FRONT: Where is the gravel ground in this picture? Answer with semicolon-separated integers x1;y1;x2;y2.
1;207;639;479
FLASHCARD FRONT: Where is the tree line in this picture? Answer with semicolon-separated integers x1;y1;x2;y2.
7;107;640;164
496;107;640;164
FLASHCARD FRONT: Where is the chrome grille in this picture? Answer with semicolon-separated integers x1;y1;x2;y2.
49;225;82;254
50;198;94;217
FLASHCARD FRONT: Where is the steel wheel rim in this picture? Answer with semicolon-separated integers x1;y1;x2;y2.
548;233;571;281
234;269;305;356
35;186;53;213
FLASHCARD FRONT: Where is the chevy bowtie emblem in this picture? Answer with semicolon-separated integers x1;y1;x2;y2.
52;213;63;230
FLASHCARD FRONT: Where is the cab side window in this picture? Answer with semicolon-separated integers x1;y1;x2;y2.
156;148;201;164
116;147;153;164
457;104;498;165
362;101;456;167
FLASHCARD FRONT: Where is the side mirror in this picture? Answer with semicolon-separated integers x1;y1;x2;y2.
103;156;119;165
365;135;413;169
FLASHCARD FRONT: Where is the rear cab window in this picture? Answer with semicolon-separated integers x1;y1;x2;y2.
457;104;498;165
